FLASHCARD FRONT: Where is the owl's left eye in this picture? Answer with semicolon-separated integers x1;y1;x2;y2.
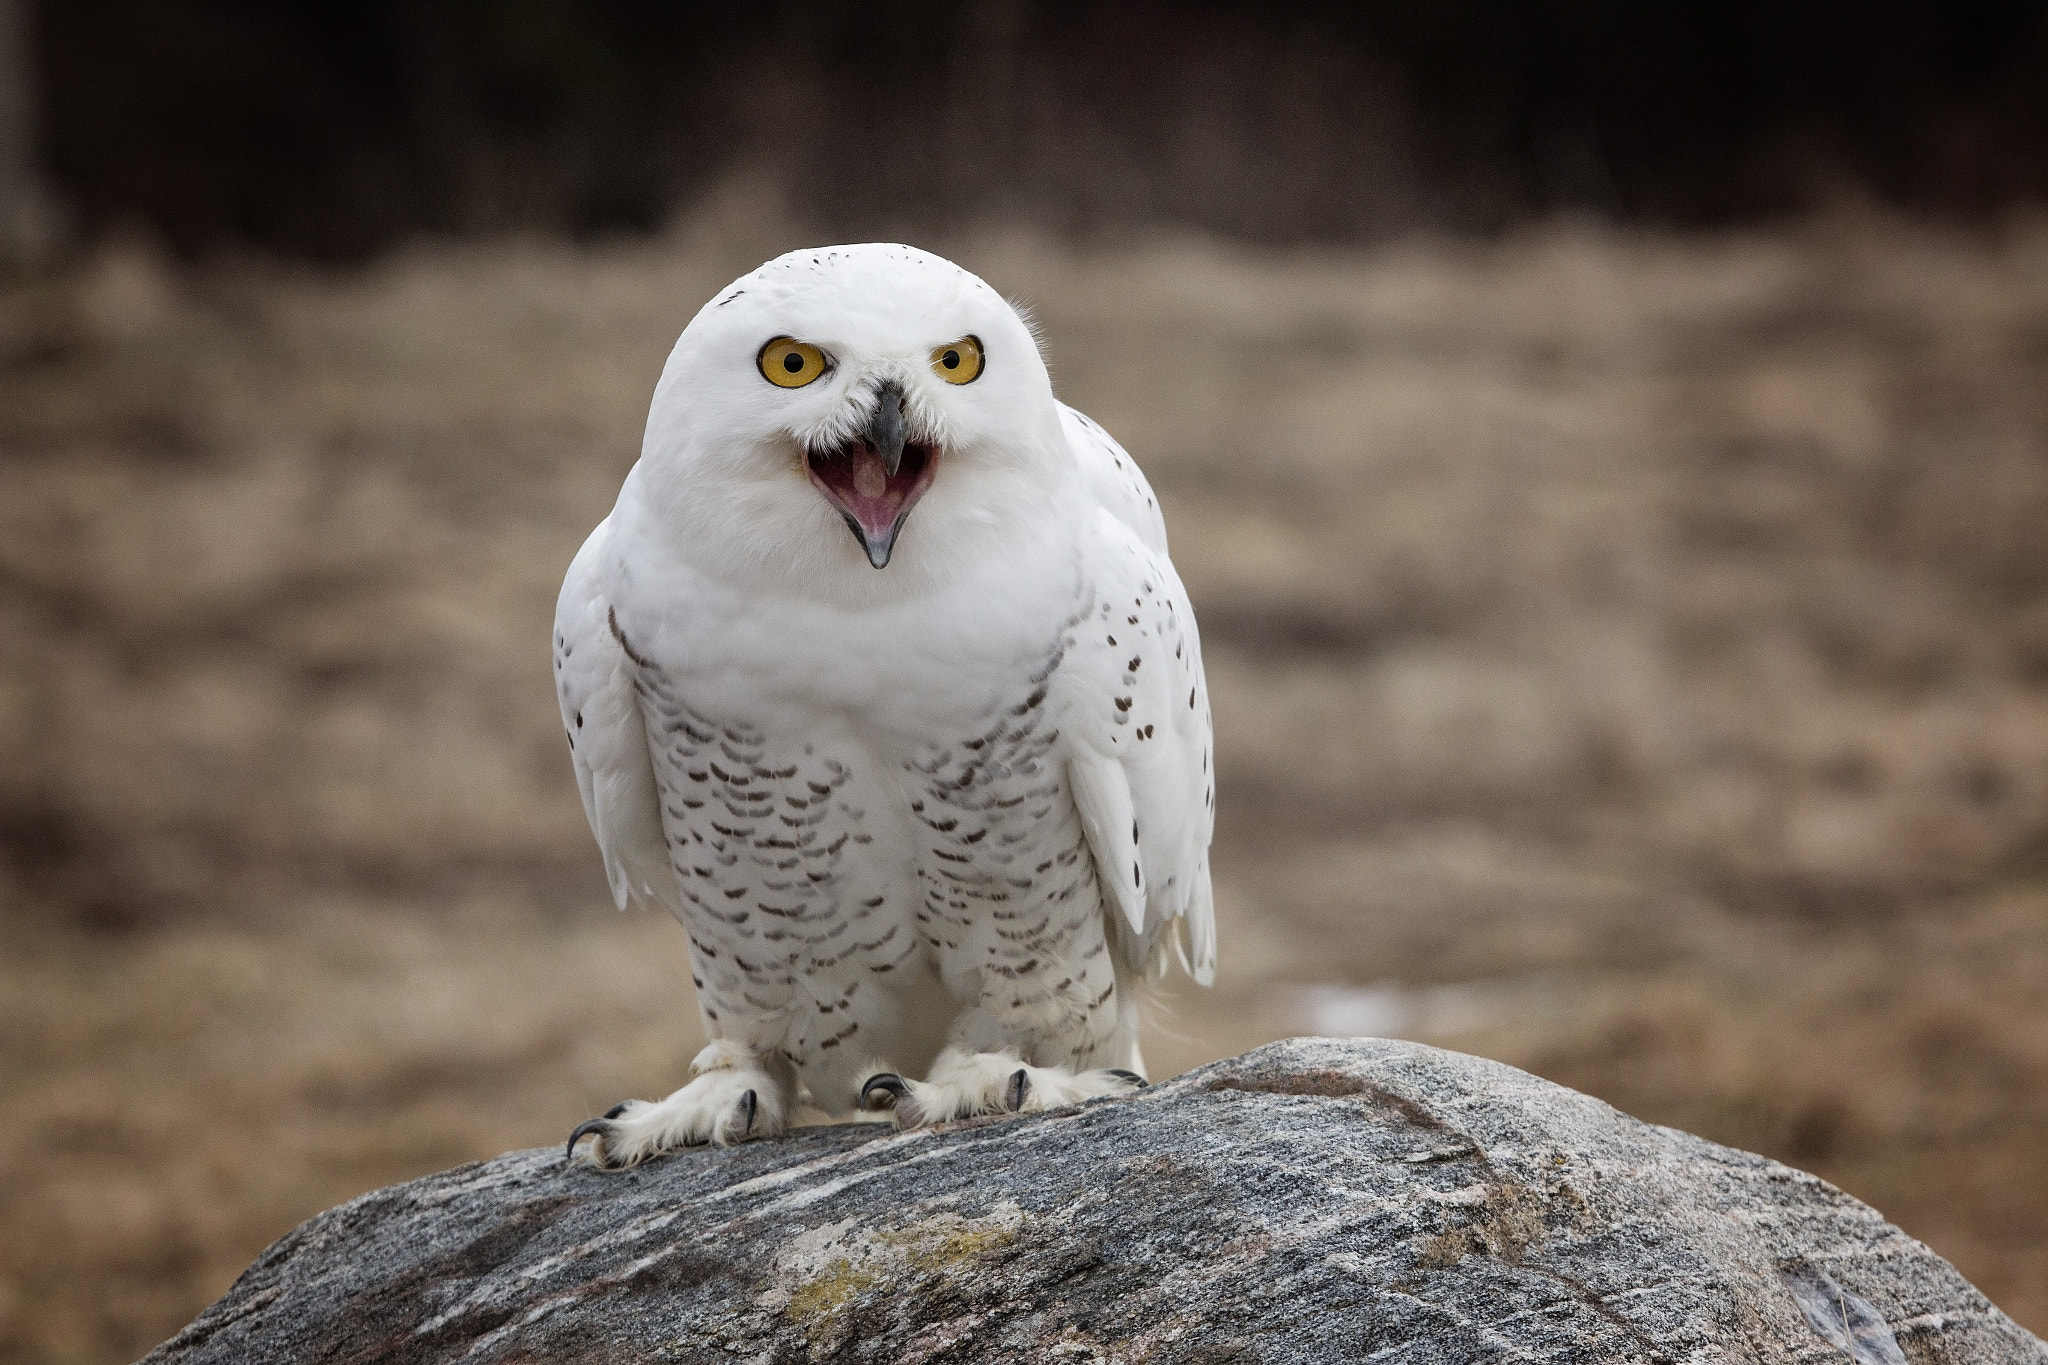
759;337;829;388
930;336;984;385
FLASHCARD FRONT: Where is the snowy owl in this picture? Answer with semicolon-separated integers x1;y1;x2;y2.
556;244;1215;1168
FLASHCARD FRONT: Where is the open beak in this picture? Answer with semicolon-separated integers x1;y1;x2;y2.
805;381;938;569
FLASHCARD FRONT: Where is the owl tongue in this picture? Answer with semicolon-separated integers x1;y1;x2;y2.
807;440;937;569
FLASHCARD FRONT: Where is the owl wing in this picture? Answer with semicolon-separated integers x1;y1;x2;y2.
1059;414;1217;987
553;513;679;914
1061;401;1169;555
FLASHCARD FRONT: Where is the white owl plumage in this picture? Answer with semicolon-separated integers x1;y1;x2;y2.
555;244;1214;1165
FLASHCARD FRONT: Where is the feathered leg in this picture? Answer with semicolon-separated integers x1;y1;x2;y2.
567;1040;788;1169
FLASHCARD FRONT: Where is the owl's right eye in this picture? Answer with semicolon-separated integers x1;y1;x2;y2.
758;337;829;388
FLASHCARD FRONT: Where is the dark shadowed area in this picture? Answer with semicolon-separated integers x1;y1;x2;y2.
28;0;2048;255
2;3;2047;1361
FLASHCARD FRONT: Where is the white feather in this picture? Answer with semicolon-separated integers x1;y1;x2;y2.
1069;751;1145;938
552;516;676;914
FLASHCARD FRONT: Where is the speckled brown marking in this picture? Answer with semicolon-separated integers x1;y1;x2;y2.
606;607;654;669
614;571;1152;1092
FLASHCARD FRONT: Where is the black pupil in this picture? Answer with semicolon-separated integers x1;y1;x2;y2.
783;351;805;374
942;350;959;369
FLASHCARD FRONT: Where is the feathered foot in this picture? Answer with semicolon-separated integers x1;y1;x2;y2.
567;1040;786;1169
859;1046;1145;1127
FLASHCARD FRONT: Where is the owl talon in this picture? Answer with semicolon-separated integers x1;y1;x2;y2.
860;1073;908;1110
1107;1069;1149;1088
564;1100;635;1163
1006;1068;1031;1112
565;1118;616;1165
737;1089;757;1135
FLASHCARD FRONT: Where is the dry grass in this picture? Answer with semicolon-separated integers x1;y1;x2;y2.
3;198;2047;1360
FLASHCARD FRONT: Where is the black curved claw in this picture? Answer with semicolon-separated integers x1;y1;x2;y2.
1006;1068;1032;1112
603;1101;632;1119
1107;1069;1150;1088
861;1073;908;1110
565;1117;614;1164
737;1089;758;1136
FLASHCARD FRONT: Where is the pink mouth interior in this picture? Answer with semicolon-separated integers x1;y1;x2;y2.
807;441;938;544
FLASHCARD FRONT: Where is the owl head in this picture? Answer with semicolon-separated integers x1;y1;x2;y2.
632;245;1073;595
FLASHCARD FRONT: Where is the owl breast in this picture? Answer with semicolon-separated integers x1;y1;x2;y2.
632;591;1123;1081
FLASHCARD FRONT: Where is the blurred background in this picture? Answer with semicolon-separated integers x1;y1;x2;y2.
4;1;2048;1359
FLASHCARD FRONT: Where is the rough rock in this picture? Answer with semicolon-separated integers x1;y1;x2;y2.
145;1038;2046;1364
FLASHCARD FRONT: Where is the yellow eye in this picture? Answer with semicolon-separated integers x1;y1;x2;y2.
930;335;984;385
758;337;829;388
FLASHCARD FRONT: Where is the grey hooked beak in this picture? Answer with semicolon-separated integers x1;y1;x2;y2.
866;380;907;476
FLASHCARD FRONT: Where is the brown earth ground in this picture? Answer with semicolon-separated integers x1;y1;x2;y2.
3;197;2047;1361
